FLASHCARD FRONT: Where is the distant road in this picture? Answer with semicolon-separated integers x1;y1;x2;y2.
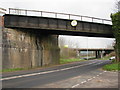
2;60;111;88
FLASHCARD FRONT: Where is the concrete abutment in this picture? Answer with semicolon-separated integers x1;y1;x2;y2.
1;19;60;69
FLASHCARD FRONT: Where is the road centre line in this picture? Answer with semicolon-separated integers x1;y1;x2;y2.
1;61;99;81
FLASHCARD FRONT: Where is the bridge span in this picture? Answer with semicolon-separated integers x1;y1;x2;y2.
4;8;113;38
74;48;114;58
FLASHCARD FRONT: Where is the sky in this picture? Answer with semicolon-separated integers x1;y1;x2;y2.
0;0;116;49
0;0;116;19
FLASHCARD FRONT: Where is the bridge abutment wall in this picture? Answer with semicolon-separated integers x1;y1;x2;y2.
1;16;60;69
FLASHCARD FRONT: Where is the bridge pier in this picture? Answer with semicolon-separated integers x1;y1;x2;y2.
1;18;60;69
95;51;104;58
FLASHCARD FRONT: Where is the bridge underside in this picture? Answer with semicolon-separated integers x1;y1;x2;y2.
4;14;114;38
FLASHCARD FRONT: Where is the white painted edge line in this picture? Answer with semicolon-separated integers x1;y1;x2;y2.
1;61;98;81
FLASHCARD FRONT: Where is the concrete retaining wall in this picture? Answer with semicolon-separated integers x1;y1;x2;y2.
1;16;60;69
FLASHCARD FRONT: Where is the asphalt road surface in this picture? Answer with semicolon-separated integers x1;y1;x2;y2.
2;60;112;88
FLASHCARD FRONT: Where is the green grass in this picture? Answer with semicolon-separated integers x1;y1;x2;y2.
1;58;86;72
1;68;25;72
60;58;85;64
103;63;120;71
97;56;111;60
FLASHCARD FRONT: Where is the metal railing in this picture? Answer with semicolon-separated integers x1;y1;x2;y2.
9;8;112;25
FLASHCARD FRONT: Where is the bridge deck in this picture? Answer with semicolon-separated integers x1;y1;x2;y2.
4;9;114;38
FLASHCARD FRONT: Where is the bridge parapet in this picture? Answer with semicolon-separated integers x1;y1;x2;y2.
9;8;112;25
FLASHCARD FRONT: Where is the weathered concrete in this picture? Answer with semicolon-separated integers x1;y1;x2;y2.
1;16;60;69
0;16;3;90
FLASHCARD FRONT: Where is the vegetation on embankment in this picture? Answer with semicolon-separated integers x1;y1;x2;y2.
97;56;111;60
1;58;85;72
103;62;120;71
111;12;120;62
1;68;24;72
97;52;115;60
60;58;85;64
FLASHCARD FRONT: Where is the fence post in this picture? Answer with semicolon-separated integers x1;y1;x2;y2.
69;14;70;19
41;11;42;16
102;20;104;24
55;13;57;18
25;10;27;15
9;8;10;14
81;16;82;21
92;18;93;22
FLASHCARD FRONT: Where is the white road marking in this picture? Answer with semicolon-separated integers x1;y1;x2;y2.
71;70;106;88
97;75;99;76
94;62;103;65
72;84;80;88
104;71;107;73
1;61;97;81
81;80;87;84
88;78;93;81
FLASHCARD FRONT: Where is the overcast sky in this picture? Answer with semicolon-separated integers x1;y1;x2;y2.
1;0;116;49
1;0;116;19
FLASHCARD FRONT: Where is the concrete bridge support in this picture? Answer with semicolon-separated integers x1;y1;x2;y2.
95;51;104;58
0;16;3;71
1;20;60;69
96;51;100;58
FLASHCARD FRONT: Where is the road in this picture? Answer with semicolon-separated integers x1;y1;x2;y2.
2;60;112;88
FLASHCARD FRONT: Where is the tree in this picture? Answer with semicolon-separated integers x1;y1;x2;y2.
111;1;120;62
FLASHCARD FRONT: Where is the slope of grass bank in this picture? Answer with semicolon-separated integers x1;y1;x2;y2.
1;58;85;72
60;58;85;64
1;68;24;72
97;56;111;60
103;63;120;71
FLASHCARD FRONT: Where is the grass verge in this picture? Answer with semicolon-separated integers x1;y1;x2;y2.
1;68;25;72
103;63;120;71
97;56;111;60
1;58;85;72
60;58;85;64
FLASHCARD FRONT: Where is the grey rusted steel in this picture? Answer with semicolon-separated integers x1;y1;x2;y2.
4;14;113;38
